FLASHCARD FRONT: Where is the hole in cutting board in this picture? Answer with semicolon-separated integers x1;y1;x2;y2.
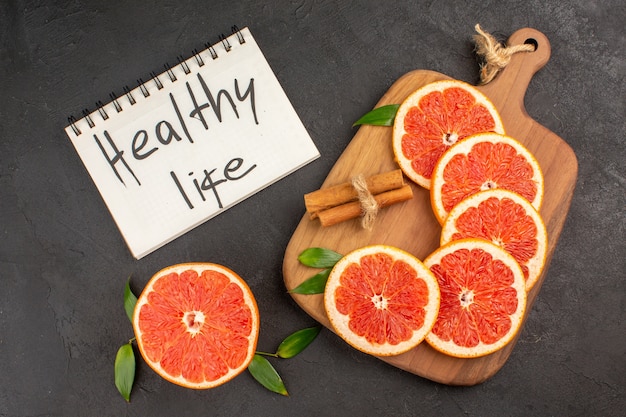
524;38;538;51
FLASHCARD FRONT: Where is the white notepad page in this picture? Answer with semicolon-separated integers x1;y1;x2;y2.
65;27;319;259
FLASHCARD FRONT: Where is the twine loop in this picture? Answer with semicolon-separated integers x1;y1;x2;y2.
351;174;379;230
473;24;535;84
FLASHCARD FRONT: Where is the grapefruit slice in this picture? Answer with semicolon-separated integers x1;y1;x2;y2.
324;245;440;356
441;189;548;290
132;263;260;389
392;80;505;189
424;239;526;358
430;132;544;224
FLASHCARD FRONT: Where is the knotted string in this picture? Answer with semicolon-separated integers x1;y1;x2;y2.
351;174;379;230
473;24;535;84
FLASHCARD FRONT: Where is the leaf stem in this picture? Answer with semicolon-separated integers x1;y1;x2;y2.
254;350;279;358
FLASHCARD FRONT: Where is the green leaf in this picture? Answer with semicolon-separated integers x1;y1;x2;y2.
352;104;399;127
114;343;136;402
248;355;289;396
124;277;138;323
298;247;342;268
289;269;330;294
276;326;322;359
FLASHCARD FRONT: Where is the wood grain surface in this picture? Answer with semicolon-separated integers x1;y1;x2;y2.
282;28;578;385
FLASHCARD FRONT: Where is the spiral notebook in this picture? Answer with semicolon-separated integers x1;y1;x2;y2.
65;27;319;259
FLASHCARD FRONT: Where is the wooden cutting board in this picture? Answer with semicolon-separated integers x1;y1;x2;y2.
282;28;578;385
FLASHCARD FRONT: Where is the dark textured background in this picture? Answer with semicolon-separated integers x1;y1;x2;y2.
1;1;624;416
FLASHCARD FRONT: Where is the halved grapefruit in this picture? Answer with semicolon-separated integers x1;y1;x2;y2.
424;239;526;358
324;245;440;356
430;132;544;224
441;189;548;290
133;263;259;389
392;80;505;189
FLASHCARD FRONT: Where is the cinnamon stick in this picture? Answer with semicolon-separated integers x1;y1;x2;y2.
304;169;404;218
316;185;413;227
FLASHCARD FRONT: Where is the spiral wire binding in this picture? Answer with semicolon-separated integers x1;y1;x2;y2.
164;63;177;82
96;100;109;120
67;26;245;135
150;71;164;90
123;86;136;105
232;25;245;44
192;49;205;67
219;34;232;52
68;115;80;135
177;55;191;74
109;92;122;113
137;78;150;98
82;109;95;128
206;43;218;60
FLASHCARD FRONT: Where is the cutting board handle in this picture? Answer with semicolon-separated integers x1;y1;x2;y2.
480;28;551;113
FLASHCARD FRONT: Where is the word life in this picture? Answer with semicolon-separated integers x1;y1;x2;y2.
171;157;256;210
